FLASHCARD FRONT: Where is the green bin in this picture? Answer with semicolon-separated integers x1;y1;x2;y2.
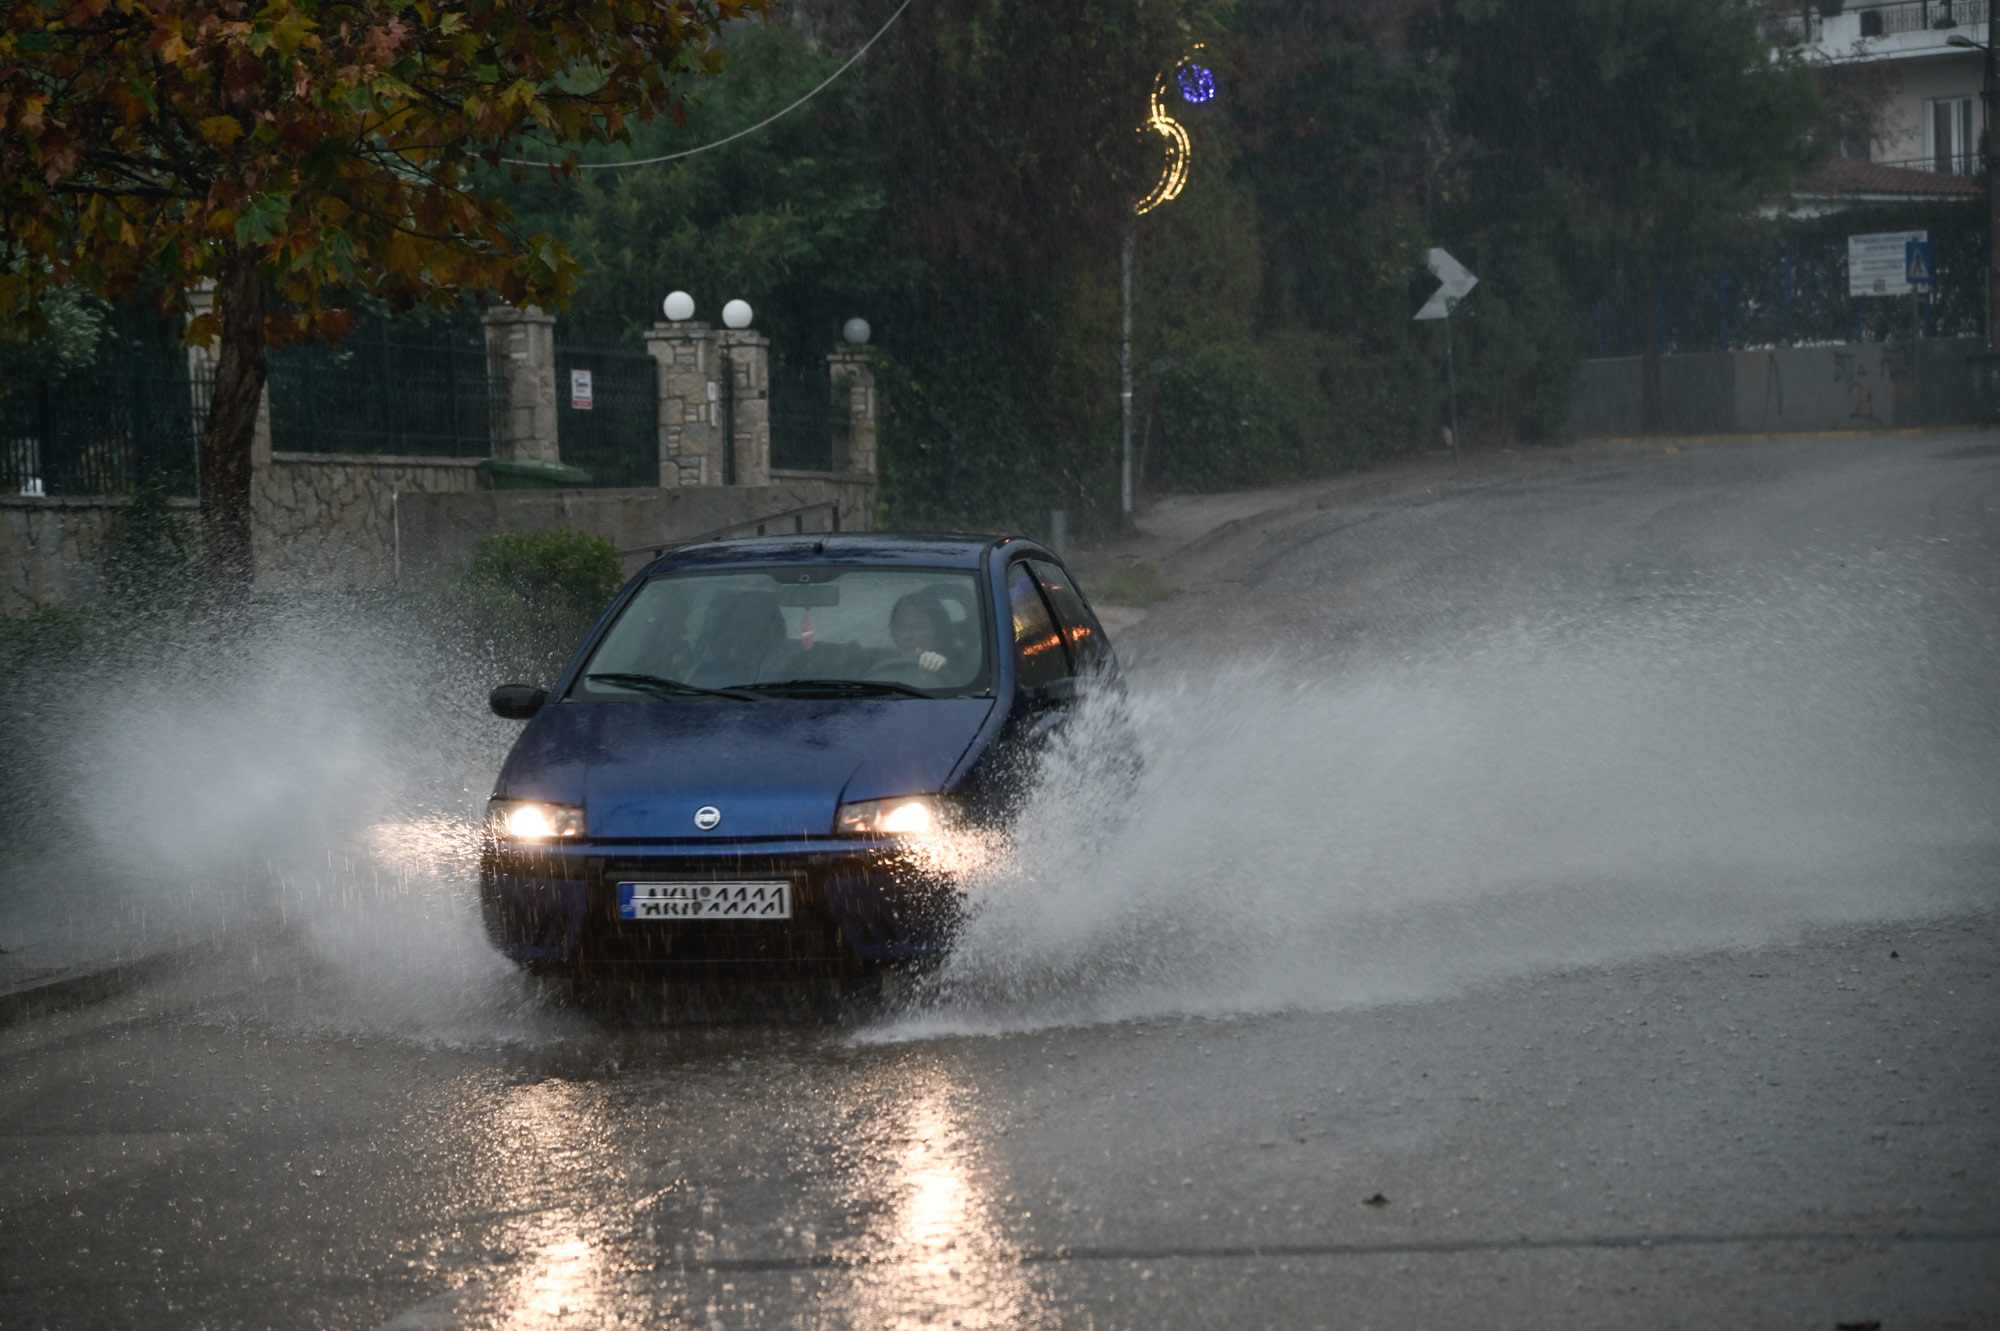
480;458;594;490
1969;352;2000;427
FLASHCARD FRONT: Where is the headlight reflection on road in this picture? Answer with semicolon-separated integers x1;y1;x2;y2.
479;1081;621;1330
838;1061;1046;1329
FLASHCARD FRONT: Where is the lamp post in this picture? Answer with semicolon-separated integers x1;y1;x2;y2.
1121;53;1214;529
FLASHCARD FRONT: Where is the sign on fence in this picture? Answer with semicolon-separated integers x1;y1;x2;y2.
1906;238;1934;293
569;368;594;410
1848;230;1929;297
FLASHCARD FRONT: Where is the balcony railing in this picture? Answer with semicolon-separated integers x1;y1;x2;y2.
1877;152;1982;174
1851;0;1989;38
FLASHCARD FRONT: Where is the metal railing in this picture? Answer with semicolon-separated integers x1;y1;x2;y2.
1851;0;1988;36
1764;9;1823;44
1;355;205;498
267;319;500;457
1874;152;1982;174
554;341;659;488
769;353;839;472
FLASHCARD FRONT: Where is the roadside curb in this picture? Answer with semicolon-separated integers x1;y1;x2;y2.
0;946;202;1028
1578;425;1979;448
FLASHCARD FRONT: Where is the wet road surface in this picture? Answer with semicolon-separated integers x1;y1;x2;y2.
4;920;1996;1330
4;434;1998;1328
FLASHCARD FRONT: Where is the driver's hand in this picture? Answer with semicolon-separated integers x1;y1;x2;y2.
917;651;946;673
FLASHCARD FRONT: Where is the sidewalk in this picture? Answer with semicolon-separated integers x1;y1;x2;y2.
0;856;228;1024
1067;444;1575;625
1066;428;1971;621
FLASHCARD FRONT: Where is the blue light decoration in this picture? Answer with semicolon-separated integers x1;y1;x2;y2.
1177;62;1216;105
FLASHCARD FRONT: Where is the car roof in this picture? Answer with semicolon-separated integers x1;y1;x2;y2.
644;531;1025;576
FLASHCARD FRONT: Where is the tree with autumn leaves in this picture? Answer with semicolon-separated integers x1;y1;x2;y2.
0;0;761;594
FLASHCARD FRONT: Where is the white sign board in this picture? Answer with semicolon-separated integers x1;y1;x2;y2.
569;368;594;410
1415;248;1478;321
1848;230;1927;298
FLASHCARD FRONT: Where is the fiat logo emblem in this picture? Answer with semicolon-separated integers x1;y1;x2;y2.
693;805;722;830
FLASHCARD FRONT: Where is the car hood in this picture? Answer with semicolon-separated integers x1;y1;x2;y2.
496;697;996;840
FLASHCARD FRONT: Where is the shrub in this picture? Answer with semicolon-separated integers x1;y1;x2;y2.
1152;339;1305;492
452;530;626;684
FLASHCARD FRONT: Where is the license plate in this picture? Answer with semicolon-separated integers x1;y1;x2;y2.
617;881;792;921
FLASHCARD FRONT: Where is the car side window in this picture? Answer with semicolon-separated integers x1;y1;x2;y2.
1027;559;1111;677
1008;561;1071;690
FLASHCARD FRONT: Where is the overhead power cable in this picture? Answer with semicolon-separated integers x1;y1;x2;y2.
502;0;916;171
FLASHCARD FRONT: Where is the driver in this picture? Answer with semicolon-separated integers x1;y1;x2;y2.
889;594;952;676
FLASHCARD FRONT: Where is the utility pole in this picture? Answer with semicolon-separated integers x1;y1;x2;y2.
1987;3;1998;349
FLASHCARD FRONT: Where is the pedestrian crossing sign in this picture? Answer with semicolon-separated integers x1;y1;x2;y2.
1906;239;1934;292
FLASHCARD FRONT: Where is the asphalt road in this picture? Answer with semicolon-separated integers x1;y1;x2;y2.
3;433;1997;1329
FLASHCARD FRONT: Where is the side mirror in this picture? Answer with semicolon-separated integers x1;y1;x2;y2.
1017;677;1080;709
489;684;548;720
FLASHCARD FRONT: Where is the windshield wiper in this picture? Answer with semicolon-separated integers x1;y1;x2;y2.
728;678;937;699
585;672;764;702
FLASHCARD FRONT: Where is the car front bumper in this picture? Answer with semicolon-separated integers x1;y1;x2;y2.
479;837;960;970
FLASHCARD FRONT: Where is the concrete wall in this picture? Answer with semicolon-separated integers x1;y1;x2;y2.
1871;51;1983;167
1568;337;1986;437
394;475;879;583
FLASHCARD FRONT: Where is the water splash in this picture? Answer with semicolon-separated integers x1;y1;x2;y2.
880;550;2000;1038
20;596;554;1043
9;536;1993;1043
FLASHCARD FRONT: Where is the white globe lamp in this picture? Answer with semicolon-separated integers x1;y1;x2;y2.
662;290;695;322
722;299;753;330
842;317;872;346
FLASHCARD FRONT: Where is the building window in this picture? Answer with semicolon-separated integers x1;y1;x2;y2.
1929;96;1977;174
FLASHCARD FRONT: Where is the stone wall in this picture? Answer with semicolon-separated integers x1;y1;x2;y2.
395;476;879;582
252;453;485;592
4;304;881;611
2;495;199;614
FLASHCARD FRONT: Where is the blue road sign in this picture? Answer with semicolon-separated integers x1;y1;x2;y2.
1907;239;1935;291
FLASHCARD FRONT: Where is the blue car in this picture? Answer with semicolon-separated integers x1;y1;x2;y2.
479;533;1118;974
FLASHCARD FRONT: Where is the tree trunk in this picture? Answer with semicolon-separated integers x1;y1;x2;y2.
1639;261;1663;433
199;248;266;599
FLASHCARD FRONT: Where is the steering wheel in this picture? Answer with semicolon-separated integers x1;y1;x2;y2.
863;655;936;686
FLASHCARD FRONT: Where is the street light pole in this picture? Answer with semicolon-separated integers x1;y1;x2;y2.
1120;222;1134;529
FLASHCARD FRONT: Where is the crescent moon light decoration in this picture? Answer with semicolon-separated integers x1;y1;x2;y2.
1133;75;1192;217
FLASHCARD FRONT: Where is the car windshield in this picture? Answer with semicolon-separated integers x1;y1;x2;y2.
572;566;990;700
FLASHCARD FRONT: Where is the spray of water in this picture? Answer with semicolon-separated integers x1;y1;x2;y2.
880;546;2000;1037
12;596;557;1042
7;534;1992;1042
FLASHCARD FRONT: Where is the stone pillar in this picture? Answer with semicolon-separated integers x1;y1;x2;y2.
717;329;771;487
482;304;558;462
643;321;723;487
827;349;878;477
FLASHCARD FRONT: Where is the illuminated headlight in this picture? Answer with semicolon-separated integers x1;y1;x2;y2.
835;795;948;838
488;798;586;841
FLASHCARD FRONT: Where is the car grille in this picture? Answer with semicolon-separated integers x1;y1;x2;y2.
486;846;959;968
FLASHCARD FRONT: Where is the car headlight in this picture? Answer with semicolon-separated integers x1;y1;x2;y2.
835;795;948;838
488;798;586;841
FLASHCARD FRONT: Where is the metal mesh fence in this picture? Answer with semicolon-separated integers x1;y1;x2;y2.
0;341;204;498
555;343;659;487
267;317;499;457
1586;209;1989;360
770;353;838;471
